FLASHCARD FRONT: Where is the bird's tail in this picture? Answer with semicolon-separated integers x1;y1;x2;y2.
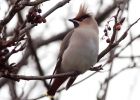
47;76;68;96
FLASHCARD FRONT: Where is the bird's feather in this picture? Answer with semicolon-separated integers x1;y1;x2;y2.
58;30;74;59
66;75;78;90
48;30;74;96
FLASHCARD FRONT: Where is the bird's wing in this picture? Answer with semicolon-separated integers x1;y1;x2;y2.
58;29;74;59
49;30;74;84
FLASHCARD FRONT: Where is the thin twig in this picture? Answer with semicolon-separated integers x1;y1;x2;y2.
98;17;140;61
26;33;50;89
1;71;78;80
21;0;50;6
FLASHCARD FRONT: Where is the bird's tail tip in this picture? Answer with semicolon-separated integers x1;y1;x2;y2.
46;92;55;99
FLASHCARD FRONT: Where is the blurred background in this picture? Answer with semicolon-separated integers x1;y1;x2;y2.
0;0;140;100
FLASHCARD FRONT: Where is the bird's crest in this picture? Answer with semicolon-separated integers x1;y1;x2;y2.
74;4;91;21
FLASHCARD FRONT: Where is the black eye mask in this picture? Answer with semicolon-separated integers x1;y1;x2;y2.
74;14;90;21
69;19;79;28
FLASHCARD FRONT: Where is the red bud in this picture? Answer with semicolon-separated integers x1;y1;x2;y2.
106;38;111;43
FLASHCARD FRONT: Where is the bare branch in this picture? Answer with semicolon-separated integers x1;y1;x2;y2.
1;71;78;81
21;0;50;6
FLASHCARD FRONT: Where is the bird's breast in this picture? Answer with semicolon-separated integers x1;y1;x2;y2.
61;30;98;73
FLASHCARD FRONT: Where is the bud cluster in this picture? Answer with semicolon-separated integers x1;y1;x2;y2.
27;8;46;24
0;31;26;75
103;17;125;43
103;24;111;43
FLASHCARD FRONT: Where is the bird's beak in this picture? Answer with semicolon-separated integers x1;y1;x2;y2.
69;19;79;28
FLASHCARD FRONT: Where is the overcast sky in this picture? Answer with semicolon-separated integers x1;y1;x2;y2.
0;0;140;100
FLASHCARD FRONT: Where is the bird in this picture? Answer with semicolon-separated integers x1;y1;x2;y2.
47;4;99;96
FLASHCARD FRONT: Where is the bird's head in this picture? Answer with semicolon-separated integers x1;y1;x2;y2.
69;4;97;28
